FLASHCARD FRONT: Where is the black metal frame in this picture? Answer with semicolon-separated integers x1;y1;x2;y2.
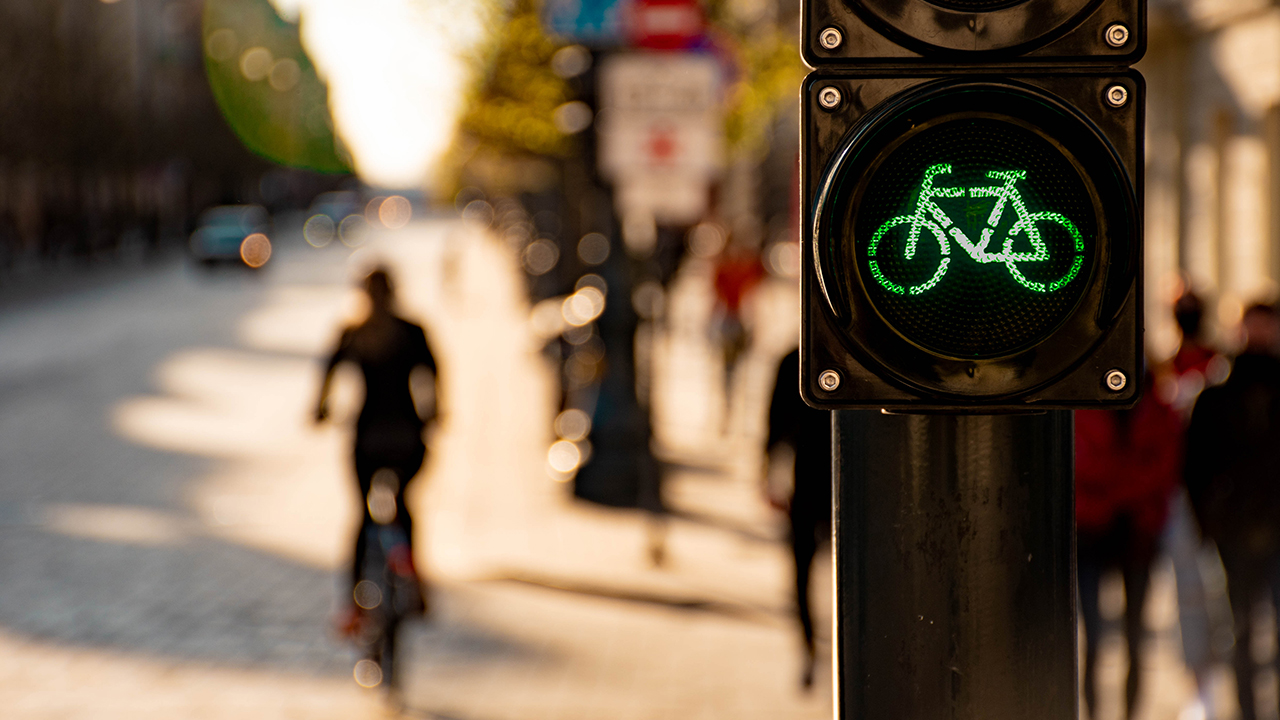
800;69;1143;409
802;0;1145;65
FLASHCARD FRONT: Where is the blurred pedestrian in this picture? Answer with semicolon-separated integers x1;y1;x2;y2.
711;240;765;419
1186;303;1280;720
1170;290;1230;415
314;267;439;632
1076;369;1182;720
1163;289;1230;720
764;348;832;690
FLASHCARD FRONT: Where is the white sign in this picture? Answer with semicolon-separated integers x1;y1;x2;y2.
597;52;724;225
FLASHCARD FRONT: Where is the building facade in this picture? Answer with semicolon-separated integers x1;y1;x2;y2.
1144;0;1280;355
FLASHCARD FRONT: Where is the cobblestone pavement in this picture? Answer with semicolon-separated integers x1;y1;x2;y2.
0;219;833;718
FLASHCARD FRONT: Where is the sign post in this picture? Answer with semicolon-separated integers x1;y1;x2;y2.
833;410;1075;719
796;2;1146;717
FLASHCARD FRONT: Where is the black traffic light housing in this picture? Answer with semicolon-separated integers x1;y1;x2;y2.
798;1;1144;410
802;0;1145;65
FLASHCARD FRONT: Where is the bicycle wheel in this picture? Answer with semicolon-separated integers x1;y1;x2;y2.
866;215;951;296
1000;211;1086;294
353;528;399;689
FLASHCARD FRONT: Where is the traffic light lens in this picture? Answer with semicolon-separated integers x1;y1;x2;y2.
850;115;1096;359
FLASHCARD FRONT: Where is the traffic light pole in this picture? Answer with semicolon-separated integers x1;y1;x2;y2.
832;410;1075;720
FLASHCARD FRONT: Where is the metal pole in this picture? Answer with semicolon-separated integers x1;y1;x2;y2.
833;410;1076;720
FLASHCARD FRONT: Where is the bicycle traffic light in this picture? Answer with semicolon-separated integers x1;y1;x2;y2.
800;1;1144;410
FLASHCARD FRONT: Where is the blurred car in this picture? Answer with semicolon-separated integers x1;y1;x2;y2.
190;205;272;268
307;191;360;222
304;191;363;248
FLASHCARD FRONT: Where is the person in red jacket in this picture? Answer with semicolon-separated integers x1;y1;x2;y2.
710;242;765;413
1076;370;1183;720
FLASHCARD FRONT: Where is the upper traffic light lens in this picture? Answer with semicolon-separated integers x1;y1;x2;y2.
853;115;1096;359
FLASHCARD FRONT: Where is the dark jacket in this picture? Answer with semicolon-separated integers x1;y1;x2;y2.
767;350;832;526
1185;353;1280;557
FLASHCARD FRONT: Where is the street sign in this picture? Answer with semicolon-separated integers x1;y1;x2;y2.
627;0;705;50
597;52;723;225
543;0;628;46
799;0;1144;410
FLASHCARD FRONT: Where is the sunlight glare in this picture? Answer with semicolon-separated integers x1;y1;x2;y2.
271;0;488;190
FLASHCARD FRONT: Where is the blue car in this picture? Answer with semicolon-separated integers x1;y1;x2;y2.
190;205;272;267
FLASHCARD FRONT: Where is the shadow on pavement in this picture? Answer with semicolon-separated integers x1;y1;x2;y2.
491;571;784;626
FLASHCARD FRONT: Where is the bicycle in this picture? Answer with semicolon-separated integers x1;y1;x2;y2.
867;163;1086;296
350;468;423;693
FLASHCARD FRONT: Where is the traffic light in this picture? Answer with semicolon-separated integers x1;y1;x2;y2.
800;1;1144;410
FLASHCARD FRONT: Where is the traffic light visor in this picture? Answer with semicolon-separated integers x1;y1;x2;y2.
839;0;1126;55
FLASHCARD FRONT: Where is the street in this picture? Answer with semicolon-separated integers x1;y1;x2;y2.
0;216;1238;720
0;218;832;719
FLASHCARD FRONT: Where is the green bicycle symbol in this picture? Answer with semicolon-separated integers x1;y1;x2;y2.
867;163;1086;296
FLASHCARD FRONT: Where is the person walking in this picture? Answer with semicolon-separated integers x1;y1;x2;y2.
1186;303;1280;720
765;348;832;690
314;267;439;631
1076;369;1182;720
1164;290;1230;720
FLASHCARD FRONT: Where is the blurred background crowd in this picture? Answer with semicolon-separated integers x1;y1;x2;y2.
1;0;1280;718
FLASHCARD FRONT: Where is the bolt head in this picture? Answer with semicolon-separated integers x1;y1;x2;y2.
1105;84;1129;108
1104;369;1127;392
818;370;841;392
1105;23;1130;48
818;87;842;110
819;27;843;51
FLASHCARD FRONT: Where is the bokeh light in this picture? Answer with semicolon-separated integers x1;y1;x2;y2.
562;287;605;326
353;580;383;610
240;47;273;81
303;214;336;247
379;195;412;229
523;240;560;276
239;233;272;268
547;439;582;476
339;215;367;247
577;233;610;265
554;409;591;442
688;222;727;258
553;101;594;134
462;199;496;226
632;280;665;319
268;58;301;91
353;659;383;688
206;28;238;61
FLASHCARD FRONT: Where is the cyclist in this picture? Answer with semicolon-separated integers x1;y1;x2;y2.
314;267;438;633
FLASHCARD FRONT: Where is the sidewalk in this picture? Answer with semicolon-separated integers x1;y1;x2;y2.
0;218;830;719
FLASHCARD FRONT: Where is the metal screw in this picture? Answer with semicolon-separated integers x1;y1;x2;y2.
1104;369;1127;392
818;369;841;392
1104;23;1130;48
1104;84;1129;108
819;27;843;51
818;87;842;110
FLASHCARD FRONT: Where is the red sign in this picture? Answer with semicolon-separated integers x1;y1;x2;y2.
627;0;704;50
